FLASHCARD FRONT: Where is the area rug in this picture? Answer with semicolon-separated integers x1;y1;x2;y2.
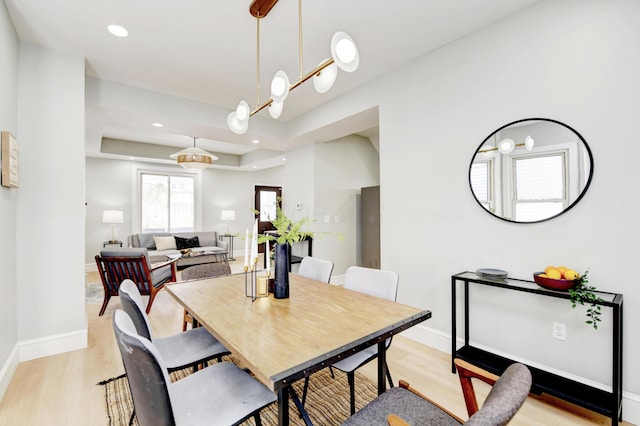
99;356;378;425
85;281;103;304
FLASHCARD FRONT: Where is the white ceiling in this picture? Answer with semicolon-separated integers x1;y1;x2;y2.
5;0;539;168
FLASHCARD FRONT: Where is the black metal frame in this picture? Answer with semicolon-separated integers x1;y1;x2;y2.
274;310;431;425
451;271;623;425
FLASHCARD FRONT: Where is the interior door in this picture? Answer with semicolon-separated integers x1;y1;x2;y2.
254;185;282;253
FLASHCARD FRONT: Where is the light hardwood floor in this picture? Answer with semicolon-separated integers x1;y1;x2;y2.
0;259;629;425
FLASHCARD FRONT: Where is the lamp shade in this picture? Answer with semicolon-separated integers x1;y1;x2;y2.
170;146;218;170
102;210;124;224
313;61;338;93
271;70;290;103
524;135;535;151
227;111;249;134
220;210;236;221
331;31;359;73
268;100;284;119
498;138;515;154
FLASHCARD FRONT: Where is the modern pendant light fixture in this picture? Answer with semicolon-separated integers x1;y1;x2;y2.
227;0;360;134
170;137;218;170
480;135;535;154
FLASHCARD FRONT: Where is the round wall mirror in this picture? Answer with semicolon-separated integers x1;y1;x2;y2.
469;118;593;223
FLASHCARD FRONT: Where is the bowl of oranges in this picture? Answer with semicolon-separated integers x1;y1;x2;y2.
533;266;580;291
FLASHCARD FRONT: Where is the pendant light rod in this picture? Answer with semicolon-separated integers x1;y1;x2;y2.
249;57;335;117
299;0;303;79
256;15;261;107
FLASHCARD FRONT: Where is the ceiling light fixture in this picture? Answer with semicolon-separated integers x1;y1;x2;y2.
107;24;129;37
479;135;536;154
152;122;164;127
170;137;218;170
228;0;359;134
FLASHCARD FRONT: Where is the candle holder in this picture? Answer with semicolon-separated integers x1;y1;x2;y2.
245;261;270;302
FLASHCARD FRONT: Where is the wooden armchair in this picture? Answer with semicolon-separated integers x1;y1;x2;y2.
343;358;532;425
95;248;178;316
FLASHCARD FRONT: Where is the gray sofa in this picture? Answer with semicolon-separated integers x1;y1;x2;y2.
127;231;228;268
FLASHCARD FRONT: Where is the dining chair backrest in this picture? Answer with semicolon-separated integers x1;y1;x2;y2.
119;279;154;341
343;266;399;302
113;310;175;426
297;256;334;283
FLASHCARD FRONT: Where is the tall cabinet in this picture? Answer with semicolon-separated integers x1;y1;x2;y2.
361;186;380;268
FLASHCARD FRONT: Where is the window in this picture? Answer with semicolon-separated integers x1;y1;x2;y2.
513;153;566;222
140;172;195;233
470;161;492;210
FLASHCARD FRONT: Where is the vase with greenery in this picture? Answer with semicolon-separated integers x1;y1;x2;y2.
256;203;314;299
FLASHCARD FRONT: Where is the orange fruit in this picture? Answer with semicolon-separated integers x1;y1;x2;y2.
546;269;562;280
538;273;548;278
563;270;579;280
557;266;568;275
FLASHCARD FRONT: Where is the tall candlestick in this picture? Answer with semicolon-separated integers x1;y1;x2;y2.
251;219;258;267
265;239;270;272
244;228;249;269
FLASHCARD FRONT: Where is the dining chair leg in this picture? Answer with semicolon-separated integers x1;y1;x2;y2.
348;371;356;415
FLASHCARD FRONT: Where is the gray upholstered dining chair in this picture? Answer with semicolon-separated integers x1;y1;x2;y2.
332;266;399;415
343;358;532;425
302;266;399;415
119;279;229;372
112;310;277;426
95;247;177;315
296;256;334;283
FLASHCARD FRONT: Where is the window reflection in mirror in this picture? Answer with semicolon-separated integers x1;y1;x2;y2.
469;118;593;223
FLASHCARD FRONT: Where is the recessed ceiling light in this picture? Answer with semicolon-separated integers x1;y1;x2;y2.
252;165;257;169
129;157;135;160
282;157;286;161
107;24;129;37
152;122;164;127
252;139;259;144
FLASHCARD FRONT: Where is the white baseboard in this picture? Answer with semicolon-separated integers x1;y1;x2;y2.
85;262;97;273
402;325;640;425
0;328;88;403
18;329;88;362
0;344;20;402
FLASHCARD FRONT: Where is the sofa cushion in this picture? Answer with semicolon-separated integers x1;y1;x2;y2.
154;235;177;251
176;232;217;247
175;235;200;250
138;232;171;249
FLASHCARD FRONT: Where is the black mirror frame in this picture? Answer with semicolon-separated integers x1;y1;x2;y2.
469;117;594;224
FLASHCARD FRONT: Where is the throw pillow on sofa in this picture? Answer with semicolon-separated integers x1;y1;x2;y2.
153;236;177;251
175;235;200;250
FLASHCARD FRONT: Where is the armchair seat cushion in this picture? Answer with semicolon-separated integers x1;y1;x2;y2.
343;387;461;425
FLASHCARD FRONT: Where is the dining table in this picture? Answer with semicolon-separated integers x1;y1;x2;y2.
165;272;431;426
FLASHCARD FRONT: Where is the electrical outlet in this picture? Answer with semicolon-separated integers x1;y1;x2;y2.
552;321;566;341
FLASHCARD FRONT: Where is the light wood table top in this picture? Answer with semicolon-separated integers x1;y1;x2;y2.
166;272;431;391
166;272;431;425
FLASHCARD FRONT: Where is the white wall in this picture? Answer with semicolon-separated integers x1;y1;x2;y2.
368;0;640;409
313;135;380;275
0;0;19;399
16;44;87;346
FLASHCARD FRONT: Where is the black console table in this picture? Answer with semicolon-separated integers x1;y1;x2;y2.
451;271;623;425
